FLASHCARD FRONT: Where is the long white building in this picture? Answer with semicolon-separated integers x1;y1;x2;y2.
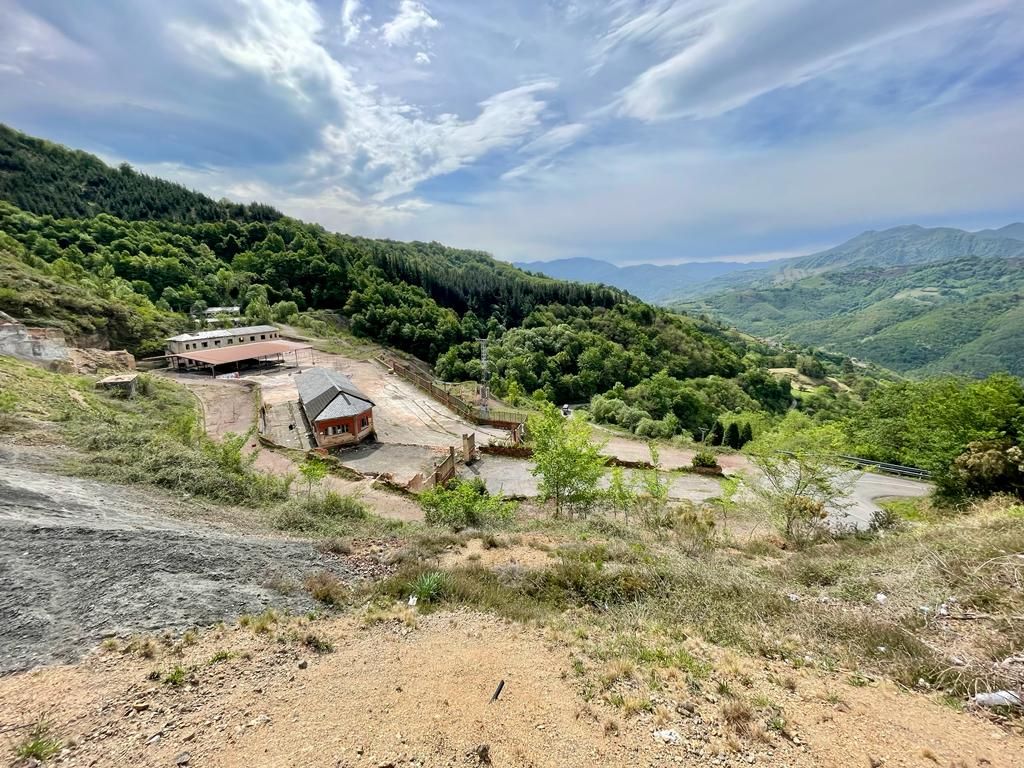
164;325;281;355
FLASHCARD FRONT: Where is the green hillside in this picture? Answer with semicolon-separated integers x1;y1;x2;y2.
681;256;1024;377
0;125;817;438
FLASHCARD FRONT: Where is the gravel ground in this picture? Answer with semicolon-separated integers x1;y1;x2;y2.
0;456;358;674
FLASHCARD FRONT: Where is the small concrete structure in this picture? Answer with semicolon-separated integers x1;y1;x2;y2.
96;373;140;398
297;367;375;448
165;325;281;355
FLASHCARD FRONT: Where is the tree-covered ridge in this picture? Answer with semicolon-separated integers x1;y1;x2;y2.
0;200;627;362
0;124;281;224
680;256;1024;377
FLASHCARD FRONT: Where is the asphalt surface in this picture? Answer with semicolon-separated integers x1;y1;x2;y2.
833;471;933;530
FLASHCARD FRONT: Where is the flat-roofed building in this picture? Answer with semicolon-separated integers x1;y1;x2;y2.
165;325;281;355
296;367;375;447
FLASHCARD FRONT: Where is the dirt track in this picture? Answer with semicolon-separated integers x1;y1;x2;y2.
0;449;358;674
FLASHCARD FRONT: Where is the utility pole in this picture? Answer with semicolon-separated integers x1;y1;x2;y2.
478;337;490;419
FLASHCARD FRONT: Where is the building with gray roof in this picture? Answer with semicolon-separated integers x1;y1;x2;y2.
296;367;375;447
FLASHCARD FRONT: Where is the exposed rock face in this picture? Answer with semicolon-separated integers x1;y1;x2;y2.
0;312;69;363
0;312;135;372
67;347;136;374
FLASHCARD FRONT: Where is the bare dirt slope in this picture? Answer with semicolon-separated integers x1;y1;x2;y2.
3;612;1019;768
0;449;360;673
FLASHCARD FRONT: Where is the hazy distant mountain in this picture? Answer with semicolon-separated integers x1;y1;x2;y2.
677;223;1024;378
513;256;786;302
975;222;1024;241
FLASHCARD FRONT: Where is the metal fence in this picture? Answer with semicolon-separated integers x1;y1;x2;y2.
378;353;529;428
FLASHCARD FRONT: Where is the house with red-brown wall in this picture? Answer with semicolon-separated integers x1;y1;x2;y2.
296;367;375;448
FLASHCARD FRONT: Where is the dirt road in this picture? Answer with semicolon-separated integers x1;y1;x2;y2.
0;451;359;673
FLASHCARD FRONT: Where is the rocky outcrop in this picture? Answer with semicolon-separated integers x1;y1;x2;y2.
0;311;135;372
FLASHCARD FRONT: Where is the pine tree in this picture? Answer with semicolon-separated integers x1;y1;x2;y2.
725;421;741;449
740;422;753;447
710;420;725;446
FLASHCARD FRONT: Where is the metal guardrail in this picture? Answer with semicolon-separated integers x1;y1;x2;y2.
836;455;932;480
774;450;932;479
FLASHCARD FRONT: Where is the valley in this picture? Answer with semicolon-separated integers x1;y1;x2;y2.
0;123;1022;768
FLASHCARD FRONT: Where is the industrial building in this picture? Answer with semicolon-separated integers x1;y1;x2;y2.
296;367;375;448
164;325;312;374
165;325;282;355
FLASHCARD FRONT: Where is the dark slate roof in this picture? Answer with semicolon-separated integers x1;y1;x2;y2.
296;367;374;423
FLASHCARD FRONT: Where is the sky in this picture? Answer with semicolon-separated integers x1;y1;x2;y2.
2;0;1023;264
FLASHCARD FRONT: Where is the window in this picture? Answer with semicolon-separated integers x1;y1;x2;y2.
214;340;220;346
250;336;255;341
360;416;369;429
185;343;190;350
260;334;266;340
326;424;349;436
202;342;208;348
227;339;233;344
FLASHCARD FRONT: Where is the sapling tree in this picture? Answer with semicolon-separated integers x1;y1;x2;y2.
299;455;329;497
746;413;853;544
529;402;607;518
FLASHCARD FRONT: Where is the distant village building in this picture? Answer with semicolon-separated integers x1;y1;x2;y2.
297;367;375;448
165;325;281;355
201;306;242;326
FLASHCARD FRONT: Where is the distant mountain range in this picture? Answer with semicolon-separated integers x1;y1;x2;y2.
675;224;1024;378
513;256;787;302
520;223;1024;378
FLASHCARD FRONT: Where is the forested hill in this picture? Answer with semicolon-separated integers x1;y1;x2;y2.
0;124;281;224
0;125;777;426
679;245;1024;378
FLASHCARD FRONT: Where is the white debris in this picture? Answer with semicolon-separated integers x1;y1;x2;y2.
874;593;888;605
653;729;682;745
787;593;800;602
972;691;1023;709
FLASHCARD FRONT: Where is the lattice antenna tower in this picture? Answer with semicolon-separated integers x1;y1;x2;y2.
478;337;490;418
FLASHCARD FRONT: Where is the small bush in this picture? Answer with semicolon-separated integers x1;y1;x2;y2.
275;492;369;533
302;632;334;653
410;571;452;604
420;479;515;530
239;609;279;633
692;449;719;469
305;571;348;606
162;665;188;686
14;720;62;761
316;537;353;555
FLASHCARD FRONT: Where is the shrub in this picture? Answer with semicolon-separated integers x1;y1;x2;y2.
275;491;369;534
692;449;719;469
15;721;63;761
305;571;348;606
420;478;515;530
410;571;451;604
302;632;334;653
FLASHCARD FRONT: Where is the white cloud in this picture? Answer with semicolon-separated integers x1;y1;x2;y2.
616;0;1009;120
501;122;588;180
380;0;439;46
173;0;553;200
340;0;365;44
383;100;1024;261
414;51;431;65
